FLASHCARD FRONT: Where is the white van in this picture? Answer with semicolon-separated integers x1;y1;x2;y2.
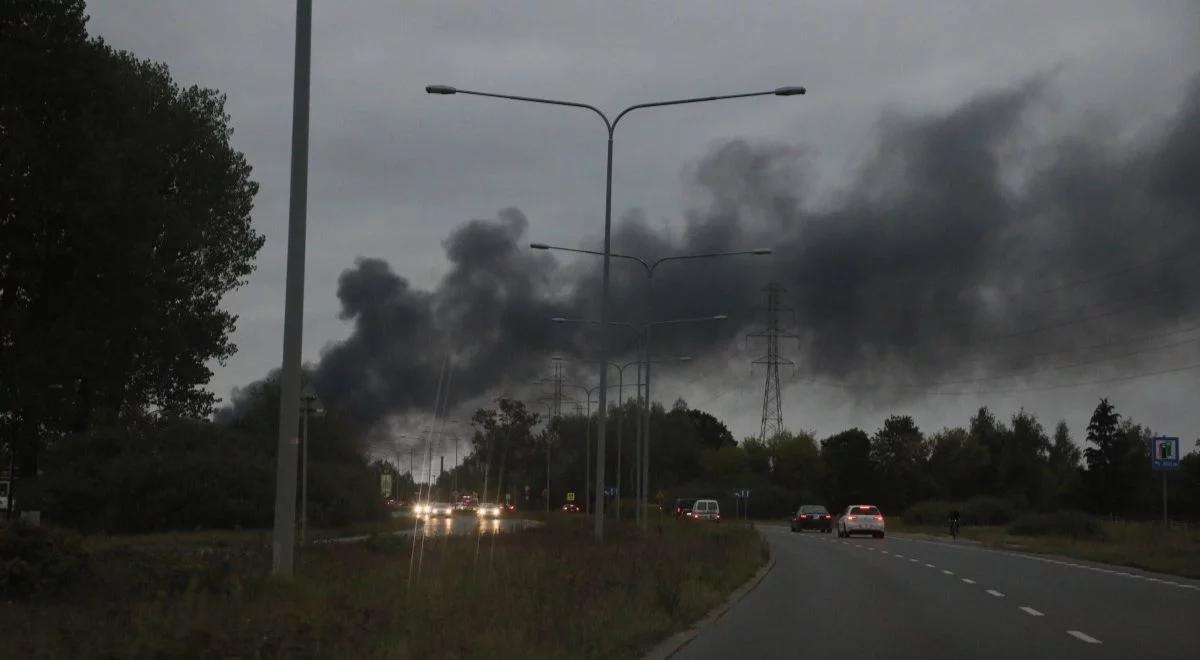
690;499;721;522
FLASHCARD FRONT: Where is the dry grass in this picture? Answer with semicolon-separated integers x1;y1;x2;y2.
1;516;767;659
891;519;1200;579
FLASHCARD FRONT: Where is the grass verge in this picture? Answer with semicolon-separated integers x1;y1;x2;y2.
1;516;767;659
889;519;1200;579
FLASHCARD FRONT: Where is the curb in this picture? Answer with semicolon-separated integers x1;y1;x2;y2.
640;529;776;660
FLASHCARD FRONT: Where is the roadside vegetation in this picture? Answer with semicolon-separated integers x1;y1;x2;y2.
0;516;767;660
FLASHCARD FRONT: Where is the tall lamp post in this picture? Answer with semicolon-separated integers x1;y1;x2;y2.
535;379;598;513
299;384;322;544
535;245;771;526
552;315;727;526
271;0;313;578
427;84;805;540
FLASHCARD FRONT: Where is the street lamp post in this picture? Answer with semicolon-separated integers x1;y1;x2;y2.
552;314;726;526
428;84;804;540
299;383;321;545
271;0;313;578
539;247;769;526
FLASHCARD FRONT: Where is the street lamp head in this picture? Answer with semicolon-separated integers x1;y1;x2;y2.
530;242;550;250
425;85;457;95
752;248;773;255
712;315;729;320
774;86;807;96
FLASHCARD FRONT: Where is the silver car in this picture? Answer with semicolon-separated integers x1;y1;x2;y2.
837;504;886;538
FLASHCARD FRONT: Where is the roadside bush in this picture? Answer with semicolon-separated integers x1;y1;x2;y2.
961;496;1014;525
0;522;90;599
1009;511;1107;539
38;417;383;533
904;499;952;525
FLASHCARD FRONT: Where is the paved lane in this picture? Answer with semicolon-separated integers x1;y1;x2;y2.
400;515;539;537
674;526;1199;660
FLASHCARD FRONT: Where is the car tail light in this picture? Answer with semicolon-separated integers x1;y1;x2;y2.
847;515;857;521
822;515;830;519
874;515;883;521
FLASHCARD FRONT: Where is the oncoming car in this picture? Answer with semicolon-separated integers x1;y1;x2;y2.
837;504;885;538
416;502;454;518
477;502;502;518
791;504;832;533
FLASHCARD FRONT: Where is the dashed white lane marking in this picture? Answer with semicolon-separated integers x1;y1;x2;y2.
898;535;1199;591
925;563;936;568
1066;630;1102;644
986;589;1005;598
881;550;889;554
1019;606;1044;617
894;553;904;558
961;578;976;584
942;569;954;575
909;558;919;563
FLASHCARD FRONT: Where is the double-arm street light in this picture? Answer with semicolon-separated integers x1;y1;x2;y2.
428;84;804;540
534;379;599;513
552;315;728;525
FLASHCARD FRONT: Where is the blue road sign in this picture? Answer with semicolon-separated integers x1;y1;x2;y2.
1151;436;1181;471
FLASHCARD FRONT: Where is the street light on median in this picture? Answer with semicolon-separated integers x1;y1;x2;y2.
429;83;804;541
550;315;725;524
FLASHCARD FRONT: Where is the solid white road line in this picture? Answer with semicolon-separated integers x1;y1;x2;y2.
1019;606;1044;617
986;589;1005;597
961;578;976;584
1066;630;1102;644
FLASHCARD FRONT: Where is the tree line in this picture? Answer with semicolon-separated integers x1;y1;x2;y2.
444;396;1200;521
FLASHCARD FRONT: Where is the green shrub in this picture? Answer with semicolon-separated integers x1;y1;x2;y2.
1009;511;1107;539
904;500;952;525
961;496;1014;525
37;418;384;533
0;522;90;599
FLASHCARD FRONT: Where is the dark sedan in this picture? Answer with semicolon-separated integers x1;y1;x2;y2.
790;504;833;532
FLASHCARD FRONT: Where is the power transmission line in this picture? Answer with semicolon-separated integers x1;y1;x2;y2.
793;360;1200;397
748;283;798;440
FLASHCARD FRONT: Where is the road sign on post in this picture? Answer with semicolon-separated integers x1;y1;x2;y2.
1151;436;1180;524
1151;437;1180;471
566;492;575;502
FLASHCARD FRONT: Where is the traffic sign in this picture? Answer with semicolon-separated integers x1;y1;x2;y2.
1152;437;1181;471
566;491;575;502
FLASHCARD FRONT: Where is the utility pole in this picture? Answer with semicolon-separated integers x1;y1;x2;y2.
747;283;798;441
270;0;312;579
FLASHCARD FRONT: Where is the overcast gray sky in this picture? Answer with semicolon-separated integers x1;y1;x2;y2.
87;1;1200;446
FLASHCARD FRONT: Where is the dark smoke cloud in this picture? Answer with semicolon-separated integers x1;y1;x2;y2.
224;73;1200;432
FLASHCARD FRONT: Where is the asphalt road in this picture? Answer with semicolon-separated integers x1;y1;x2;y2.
675;525;1200;660
399;515;539;537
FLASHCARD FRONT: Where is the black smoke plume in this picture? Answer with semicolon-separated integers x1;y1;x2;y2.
224;74;1200;434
